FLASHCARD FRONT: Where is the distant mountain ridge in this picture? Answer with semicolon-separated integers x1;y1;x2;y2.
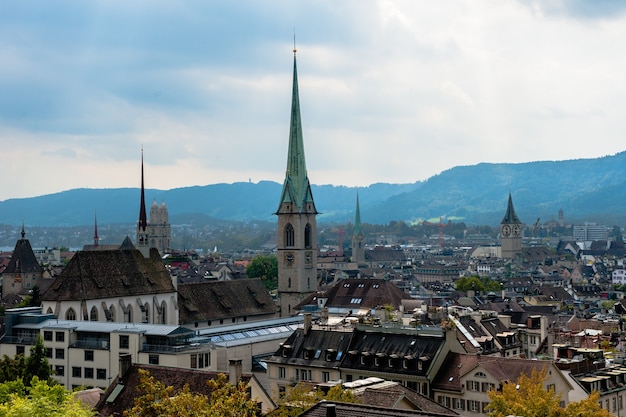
1;151;625;227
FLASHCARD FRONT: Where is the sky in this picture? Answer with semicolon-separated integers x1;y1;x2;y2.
1;0;626;202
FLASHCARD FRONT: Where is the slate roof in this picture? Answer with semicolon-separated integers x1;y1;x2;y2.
97;363;252;416
297;278;411;311
431;352;554;393
41;247;175;301
356;383;458;415
177;278;276;323
268;327;353;369
341;328;446;377
3;237;43;275
300;401;459;417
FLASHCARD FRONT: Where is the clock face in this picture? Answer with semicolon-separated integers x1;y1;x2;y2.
502;224;511;237
284;252;295;266
512;225;521;237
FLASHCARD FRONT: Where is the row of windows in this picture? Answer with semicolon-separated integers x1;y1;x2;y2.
283;223;313;248
43;331;65;342
277;367;331;383
190;353;210;369
467;380;495;392
55;301;168;324
54;365;106;380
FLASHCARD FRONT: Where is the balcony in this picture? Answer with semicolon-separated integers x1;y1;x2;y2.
0;335;37;345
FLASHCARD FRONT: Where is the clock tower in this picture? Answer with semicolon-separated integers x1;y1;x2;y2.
276;48;318;317
500;193;522;259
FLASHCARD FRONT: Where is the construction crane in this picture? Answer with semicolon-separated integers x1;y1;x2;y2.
531;217;540;238
421;216;448;249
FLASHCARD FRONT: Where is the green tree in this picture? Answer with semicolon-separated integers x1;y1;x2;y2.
487;368;611;417
0;377;94;416
0;355;26;384
246;255;278;291
124;369;258;417
455;275;501;293
268;382;357;417
25;336;51;385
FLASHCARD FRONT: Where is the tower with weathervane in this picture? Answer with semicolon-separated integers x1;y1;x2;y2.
500;193;522;259
276;47;318;317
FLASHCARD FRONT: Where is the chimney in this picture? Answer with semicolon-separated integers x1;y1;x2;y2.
119;353;132;379
326;403;336;417
228;359;243;386
304;313;312;336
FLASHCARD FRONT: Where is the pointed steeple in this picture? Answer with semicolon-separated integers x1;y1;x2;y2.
501;193;521;224
353;192;363;237
277;48;316;213
138;148;148;231
20;221;25;239
94;211;99;247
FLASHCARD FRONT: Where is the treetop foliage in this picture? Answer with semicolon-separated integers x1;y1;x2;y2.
487;368;611;417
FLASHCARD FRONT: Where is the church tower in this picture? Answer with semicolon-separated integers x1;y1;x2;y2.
500;193;522;259
148;199;171;255
276;47;318;317
351;192;365;264
136;149;150;258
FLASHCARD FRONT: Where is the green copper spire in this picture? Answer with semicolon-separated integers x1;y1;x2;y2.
353;192;363;237
501;193;521;224
278;49;315;212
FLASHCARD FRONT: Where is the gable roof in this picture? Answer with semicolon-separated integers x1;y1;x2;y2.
300;401;458;417
41;247;175;301
298;278;411;311
177;278;276;323
97;363;251;416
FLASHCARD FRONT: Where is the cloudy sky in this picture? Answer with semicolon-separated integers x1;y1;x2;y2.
1;1;625;201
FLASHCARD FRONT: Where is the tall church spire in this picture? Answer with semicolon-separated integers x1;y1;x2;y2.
276;47;318;317
354;192;363;237
501;193;521;225
277;48;316;213
138;148;148;231
94;211;99;247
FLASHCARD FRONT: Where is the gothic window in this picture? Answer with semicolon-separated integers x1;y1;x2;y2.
90;306;98;321
304;223;312;248
143;303;150;323
160;301;167;324
66;308;76;321
285;224;295;247
109;305;116;322
46;307;53;314
125;305;132;323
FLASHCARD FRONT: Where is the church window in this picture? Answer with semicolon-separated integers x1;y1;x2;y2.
90;306;98;321
160;301;167;324
304;224;312;248
288;278;292;288
66;308;76;321
285;224;295;247
125;305;132;323
143;303;150;323
109;305;116;322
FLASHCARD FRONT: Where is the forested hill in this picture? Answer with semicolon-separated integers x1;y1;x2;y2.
1;151;625;227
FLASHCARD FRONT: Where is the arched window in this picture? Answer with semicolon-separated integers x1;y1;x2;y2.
160;300;167;324
143;302;150;323
66;308;76;321
125;305;132;323
46;307;53;314
304;223;312;248
285;224;295;247
90;306;98;321
109;305;116;322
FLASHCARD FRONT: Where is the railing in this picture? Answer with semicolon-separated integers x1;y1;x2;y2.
0;336;37;345
140;343;207;354
69;340;110;350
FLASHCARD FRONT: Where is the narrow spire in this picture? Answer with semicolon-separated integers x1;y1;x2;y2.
138;148;148;231
278;47;315;212
94;210;99;247
20;220;25;239
501;193;521;224
353;192;363;237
